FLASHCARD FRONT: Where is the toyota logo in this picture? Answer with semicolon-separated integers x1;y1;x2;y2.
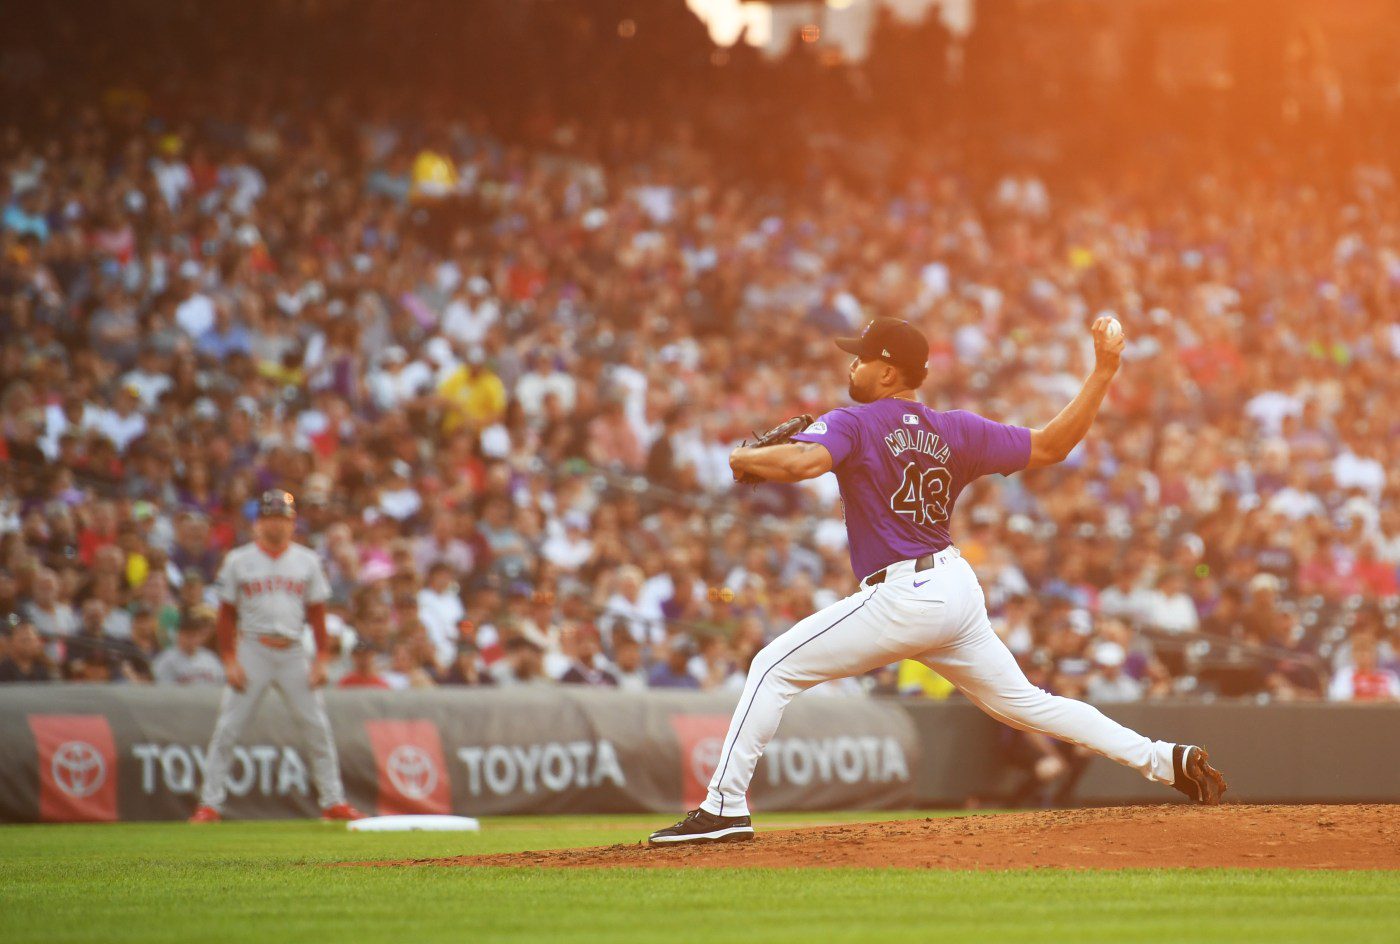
690;737;723;787
52;741;106;799
386;745;437;800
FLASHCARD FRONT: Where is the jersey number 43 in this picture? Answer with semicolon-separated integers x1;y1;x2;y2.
889;462;952;526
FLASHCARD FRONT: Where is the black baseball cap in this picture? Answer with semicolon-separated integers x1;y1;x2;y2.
835;318;930;373
259;489;297;518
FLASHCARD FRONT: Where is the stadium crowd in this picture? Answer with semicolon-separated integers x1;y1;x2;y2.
3;4;1400;707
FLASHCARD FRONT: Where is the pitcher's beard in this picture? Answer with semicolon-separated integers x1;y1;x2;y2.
848;380;874;403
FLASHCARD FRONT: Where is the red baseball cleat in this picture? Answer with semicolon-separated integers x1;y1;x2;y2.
188;806;222;824
321;803;365;821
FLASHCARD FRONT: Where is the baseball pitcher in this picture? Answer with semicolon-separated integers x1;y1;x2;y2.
189;490;362;822
651;317;1226;844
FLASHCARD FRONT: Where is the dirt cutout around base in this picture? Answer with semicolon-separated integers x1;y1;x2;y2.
354;804;1400;870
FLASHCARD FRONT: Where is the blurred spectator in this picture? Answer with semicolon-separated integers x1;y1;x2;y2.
417;563;466;666
1328;634;1400;702
688;635;739;691
490;637;548;687
23;568;77;646
151;617;225;686
647;640;701;690
558;626;619;687
610;635;650;692
338;641;390;690
0;622;53;683
379;641;431;690
598;566;664;647
1085;642;1143;703
1143;572;1200;635
439;641;492;687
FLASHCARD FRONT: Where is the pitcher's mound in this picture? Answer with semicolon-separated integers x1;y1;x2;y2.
364;804;1400;870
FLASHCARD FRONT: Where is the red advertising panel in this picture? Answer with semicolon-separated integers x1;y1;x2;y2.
668;713;731;810
364;719;451;815
28;714;118;822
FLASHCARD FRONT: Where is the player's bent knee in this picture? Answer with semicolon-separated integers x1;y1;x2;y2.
747;646;783;678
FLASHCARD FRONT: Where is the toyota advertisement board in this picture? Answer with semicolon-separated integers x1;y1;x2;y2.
0;687;918;822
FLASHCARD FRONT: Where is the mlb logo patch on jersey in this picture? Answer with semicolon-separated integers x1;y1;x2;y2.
903;413;919;425
805;421;829;435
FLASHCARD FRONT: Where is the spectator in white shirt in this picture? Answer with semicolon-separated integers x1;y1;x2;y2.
1244;389;1304;436
122;348;173;409
440;276;500;348
416;563;467;668
541;513;595;573
174;276;216;338
994;593;1036;655
377;460;424;522
367;346;433;413
1085;642;1143;703
1143;571;1200;634
150;148;192;209
152;622;226;686
1098;570;1147;626
23;568;78;661
1268;466;1326;520
1332;438;1385;501
218;157;266;214
515;352;578;419
41;396;102;460
598;565;665;646
1327;634;1400;702
993;170;1050;218
92;385;148;453
609;634;650;692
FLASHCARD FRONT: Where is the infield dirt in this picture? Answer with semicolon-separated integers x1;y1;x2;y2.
358;804;1400;870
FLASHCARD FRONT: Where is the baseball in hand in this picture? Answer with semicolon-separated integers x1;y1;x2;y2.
1103;317;1122;340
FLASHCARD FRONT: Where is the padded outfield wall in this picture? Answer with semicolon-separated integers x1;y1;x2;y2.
902;699;1400;805
0;686;1395;822
0;686;916;822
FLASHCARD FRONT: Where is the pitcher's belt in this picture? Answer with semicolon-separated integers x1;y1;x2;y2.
860;546;961;589
251;634;296;650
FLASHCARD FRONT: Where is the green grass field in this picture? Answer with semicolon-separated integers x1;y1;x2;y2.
3;812;1398;944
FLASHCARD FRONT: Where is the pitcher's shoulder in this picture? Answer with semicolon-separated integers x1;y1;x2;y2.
825;401;895;422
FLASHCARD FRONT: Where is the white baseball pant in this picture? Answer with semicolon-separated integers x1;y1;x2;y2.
199;637;346;810
703;547;1176;817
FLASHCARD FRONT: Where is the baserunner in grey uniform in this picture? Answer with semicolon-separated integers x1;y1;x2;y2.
189;490;363;823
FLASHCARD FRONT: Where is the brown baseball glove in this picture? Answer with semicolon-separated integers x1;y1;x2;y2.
735;414;815;484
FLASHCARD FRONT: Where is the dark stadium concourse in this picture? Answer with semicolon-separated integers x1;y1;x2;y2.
1;0;1399;813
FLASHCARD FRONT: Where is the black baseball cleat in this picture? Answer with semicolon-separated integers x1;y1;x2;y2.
649;808;755;845
1171;744;1227;805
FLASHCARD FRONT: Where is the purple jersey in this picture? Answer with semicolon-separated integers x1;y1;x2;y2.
791;399;1031;581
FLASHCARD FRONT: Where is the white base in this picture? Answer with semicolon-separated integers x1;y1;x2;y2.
347;814;481;833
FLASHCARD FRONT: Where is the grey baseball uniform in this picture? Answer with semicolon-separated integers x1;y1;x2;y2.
199;542;346;810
